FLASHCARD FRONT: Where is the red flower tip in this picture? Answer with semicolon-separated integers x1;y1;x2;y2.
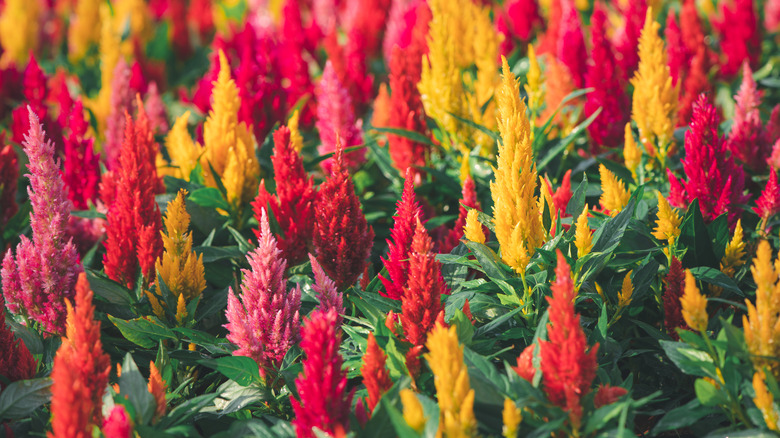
594;384;628;408
380;168;422;299
361;332;393;413
755;170;780;220
513;345;536;382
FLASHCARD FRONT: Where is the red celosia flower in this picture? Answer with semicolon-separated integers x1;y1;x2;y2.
102;405;133;438
49;273;111;437
665;12;686;85
440;174;484;253
0;294;37;390
503;0;543;45
253;127;316;265
102;110;163;289
715;0;761;78
361;332;393;413
612;0;647;82
380;169;422;300
556;0;586;88
12;56;62;154
62;99;100;210
551;170;573;215
755;171;780;221
401;218;448;350
343;0;392;60
539;250;598;429
188;0;215;43
323;28;374;115
291;308;352;438
594;385;628;408
727;63;774;173
312;139;374;289
129;61;148;97
279;0;317;125
386;3;430;179
662;256;688;340
48;70;74;132
513;344;536;382
667;94;748;225
585;2;629;152
0;143;18;226
148;362;167;423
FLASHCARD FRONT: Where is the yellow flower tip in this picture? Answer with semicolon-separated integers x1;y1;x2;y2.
653;191;682;245
502;398;522;438
175;293;187;325
574;209;593;258
400;389;426;433
753;370;780;432
598;164;630;216
288;110;303;153
681;270;708;332
464;209;486;244
145;290;165;319
460;154;471;183
721;219;746;277
619;271;633;308
623;123;641;178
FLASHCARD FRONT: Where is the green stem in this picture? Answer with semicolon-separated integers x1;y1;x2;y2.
701;333;751;426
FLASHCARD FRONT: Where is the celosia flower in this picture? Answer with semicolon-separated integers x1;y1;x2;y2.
144;82;168;134
555;0;586;89
714;0;761;78
2;108;82;334
593;385;628;408
440;168;484;253
539;251;598;430
612;0;646;81
0;144;18;226
309;254;344;323
361;332;393;413
202;50;259;209
653;192;682;249
69;0;102;62
62;99;100;210
149;190;206;322
464;209;486;244
102;109;163;289
401;219;449;350
524;45;545;116
574;209;592;258
102;405;133;438
161;112;204;180
540;56;577;135
291;308;351;438
502;0;542;45
599;164;630;216
425;323;476;437
618;271;633;308
623;124;641;180
767;0;780;32
681;270;708;332
279;0;316;125
503;398;522;438
316;61;365;173
728;63;774;173
49;273;111;437
753;370;780;432
630;9;678;165
148;362;167;423
513;344;536;382
400;389;426;432
103;59;133;169
12;56;62;154
322;23;375;116
491;57;544;275
0;0;40;67
0;293;37;389
744;241;780;376
224;209;302;380
663;257;688;340
89;4;121;137
253;126;316;265
721;220;746;278
382;0;419;63
667;94;748;225
288;110;304;152
585;2;630;152
313;140;374;289
756;171;780;223
470;5;500;155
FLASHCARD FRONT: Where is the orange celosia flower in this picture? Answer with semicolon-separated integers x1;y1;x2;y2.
148;362;167;423
361;333;393;413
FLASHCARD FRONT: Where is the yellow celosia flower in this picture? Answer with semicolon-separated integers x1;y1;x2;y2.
721;219;746;278
202;50;259;208
619;271;633;308
163;112;205;180
744;241;780;377
0;0;40;67
630;9;679;166
575;209;593;258
575;0;590;10
425;324;476;438
400;389;426;433
524;45;545;118
68;0;102;63
623;124;641;181
653;192;681;246
89;4;121;141
491;57;545;275
464;210;485;244
599;165;630;216
152;190;206;324
288;110;304;153
112;0;153;57
681;270;708;332
470;5;500;155
502;398;522;438
754;370;780;432
145;290;165;319
175;294;187;326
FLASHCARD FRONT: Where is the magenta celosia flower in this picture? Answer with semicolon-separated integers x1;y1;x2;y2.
0;143;18;227
612;0;647;82
556;0;586;88
102;405;133;438
225;208;301;380
667;94;748;225
279;0;317;125
104;59;134;170
382;0;419;62
291;307;351;438
584;2;629;152
380;168;422;300
1;107;82;335
755;170;780;221
323;28;374;115
309;253;344;325
503;0;543;44
715;0;761;78
316;61;365;173
63;99;100;211
144;82;168;134
727;63;774;172
11;56;63;154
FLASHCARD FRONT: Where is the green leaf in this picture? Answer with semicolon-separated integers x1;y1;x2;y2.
378;397;420;438
651;399;719;435
118;353;156;425
86;269;134;306
678;199;718;269
660;340;715;377
695;378;727;407
195;246;245;263
464;241;510;280
108;316;178;348
189;187;231;211
70;209;107;220
537;107;600;170
0;378;52;420
565;174;588;218
689;266;743;297
197;356;261;386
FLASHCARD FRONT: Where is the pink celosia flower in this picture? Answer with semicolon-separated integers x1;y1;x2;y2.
380;168;422;300
382;0;419;62
316;61;365;173
144;82;168;134
62;99;100;211
104;59;134;170
715;0;761;78
291;308;352;438
755;170;780;221
102;405;133;438
309;253;344;324
767;0;780;32
1;108;82;335
727;63;774;172
667;94;748;225
323;28;374;115
225;208;302;380
0;143;18;227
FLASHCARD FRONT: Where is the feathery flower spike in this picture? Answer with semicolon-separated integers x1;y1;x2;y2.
663;257;688;340
681;270;708;332
63;99;100;211
2;108;82;334
0;0;40;67
721;220;746;279
401;389;426;433
102;406;133;438
756;171;780;225
440;167;484;253
503;398;522;438
744;240;780;376
598;165;630;217
316;61;365;173
464;209;486;244
309;254;344;323
0;144;18;226
361;332;393;413
715;0;761;78
103;59;133;170
623;124;641;180
0;292;37;389
224;208;301;380
753;370;780;432
728;63;774;173
574;209;592;258
148;362;167;423
653;191;682;251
